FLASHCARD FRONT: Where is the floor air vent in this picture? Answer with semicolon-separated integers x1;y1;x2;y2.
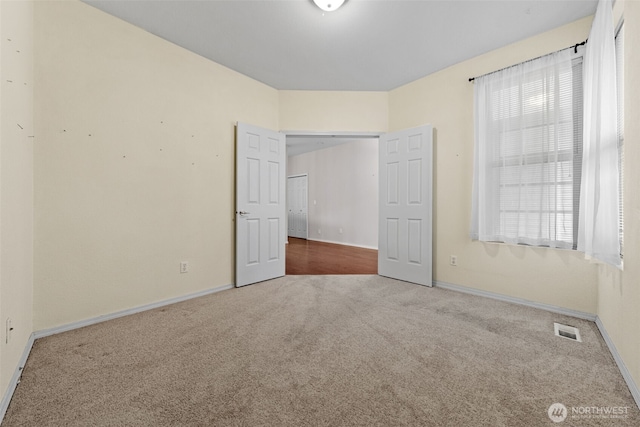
554;322;582;342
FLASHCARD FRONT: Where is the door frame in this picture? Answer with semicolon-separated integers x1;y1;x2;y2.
235;128;433;286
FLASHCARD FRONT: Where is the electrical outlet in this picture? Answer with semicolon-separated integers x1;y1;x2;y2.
6;318;13;344
450;255;458;266
180;261;189;273
339;228;343;234
318;229;321;235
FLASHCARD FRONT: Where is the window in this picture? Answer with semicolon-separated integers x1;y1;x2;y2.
471;48;583;249
615;22;624;257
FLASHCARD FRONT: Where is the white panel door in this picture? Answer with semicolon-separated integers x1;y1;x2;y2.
295;175;308;238
287;175;308;239
287;181;296;237
236;122;286;287
378;125;433;286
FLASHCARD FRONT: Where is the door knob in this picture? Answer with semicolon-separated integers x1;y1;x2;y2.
237;211;250;216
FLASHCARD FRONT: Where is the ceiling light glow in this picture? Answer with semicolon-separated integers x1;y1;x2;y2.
313;0;345;12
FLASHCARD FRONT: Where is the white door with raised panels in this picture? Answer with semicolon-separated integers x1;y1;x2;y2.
235;122;286;287
378;125;433;286
287;174;308;239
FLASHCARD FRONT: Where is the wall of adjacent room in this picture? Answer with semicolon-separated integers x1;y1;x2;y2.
287;139;379;249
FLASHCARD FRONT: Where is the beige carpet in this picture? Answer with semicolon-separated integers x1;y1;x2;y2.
2;275;638;426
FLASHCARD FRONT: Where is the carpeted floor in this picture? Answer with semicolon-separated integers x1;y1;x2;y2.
2;275;638;426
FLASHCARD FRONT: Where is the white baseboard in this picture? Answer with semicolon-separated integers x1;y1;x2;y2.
433;280;597;321
595;316;640;410
1;283;233;424
435;280;638;410
0;333;35;421
306;238;378;251
34;284;233;339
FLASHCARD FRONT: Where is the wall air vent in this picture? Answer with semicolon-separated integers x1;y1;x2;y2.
554;322;582;342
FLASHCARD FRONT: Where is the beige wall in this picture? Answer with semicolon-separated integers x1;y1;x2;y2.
389;16;598;314
279;90;388;133
31;3;391;333
33;1;279;330
0;0;34;400
597;0;640;399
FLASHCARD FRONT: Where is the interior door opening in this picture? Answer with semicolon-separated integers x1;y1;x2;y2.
285;133;380;275
236;124;432;287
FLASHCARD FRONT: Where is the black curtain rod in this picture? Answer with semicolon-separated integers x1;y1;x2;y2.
468;39;587;82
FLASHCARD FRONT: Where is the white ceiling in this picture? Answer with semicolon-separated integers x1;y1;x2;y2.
84;0;597;92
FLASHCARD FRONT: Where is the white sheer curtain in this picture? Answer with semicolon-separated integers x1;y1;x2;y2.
577;0;621;268
471;48;579;248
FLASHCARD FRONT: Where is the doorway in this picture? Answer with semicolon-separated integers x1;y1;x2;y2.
236;123;433;287
285;133;379;275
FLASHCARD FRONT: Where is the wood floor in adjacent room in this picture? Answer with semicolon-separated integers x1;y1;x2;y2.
286;237;377;275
